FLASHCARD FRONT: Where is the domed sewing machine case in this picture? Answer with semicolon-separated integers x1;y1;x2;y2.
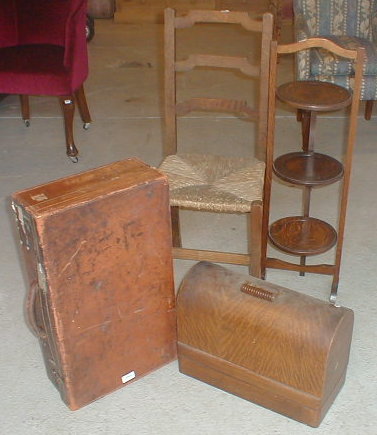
176;262;354;427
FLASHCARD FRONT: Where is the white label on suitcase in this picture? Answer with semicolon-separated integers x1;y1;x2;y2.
121;371;136;384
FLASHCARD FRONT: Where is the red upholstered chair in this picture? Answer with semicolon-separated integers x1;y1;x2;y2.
0;0;91;160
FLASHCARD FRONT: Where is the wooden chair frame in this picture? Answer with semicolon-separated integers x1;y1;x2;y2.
261;37;365;301
161;8;274;277
18;87;91;159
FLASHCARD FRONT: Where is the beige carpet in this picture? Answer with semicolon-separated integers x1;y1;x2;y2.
0;19;376;434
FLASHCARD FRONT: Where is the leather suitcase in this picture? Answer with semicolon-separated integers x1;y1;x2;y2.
177;262;354;427
11;158;177;410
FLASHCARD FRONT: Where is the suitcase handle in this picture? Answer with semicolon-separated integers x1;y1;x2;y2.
26;282;47;340
240;282;278;302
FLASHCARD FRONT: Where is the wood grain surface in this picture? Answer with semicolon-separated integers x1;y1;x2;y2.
177;262;354;427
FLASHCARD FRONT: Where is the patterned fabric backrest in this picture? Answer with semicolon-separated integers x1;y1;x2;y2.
294;0;377;40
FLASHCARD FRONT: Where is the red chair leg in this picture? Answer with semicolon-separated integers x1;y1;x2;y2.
19;95;30;126
365;100;374;120
74;85;91;128
59;96;78;159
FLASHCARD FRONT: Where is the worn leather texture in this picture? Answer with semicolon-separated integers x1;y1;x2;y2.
12;159;177;410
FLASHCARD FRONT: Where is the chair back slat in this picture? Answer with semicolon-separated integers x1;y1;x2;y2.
163;7;274;157
176;98;258;120
176;54;260;77
175;9;263;31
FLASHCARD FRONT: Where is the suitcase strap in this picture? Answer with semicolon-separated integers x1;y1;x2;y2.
26;282;47;340
240;282;278;302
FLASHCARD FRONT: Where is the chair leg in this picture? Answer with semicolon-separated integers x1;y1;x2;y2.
74;85;91;128
171;206;182;248
296;108;303;122
19;95;30;126
59;96;78;159
249;201;263;278
365;100;374;120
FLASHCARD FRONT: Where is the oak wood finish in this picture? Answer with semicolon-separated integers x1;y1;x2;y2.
175;97;258;120
173;247;250;265
274;80;350;272
261;38;365;302
11;159;177;410
277;81;352;153
277;80;352;111
265;257;335;275
273;152;344;186
161;8;273;277
269;216;338;255
164;8;272;156
177;262;354;427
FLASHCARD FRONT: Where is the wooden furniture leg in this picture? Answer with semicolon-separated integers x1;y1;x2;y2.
365;100;374;120
300;110;317;153
249;201;263;278
171;206;182;248
299;186;312;276
19;95;30;126
59;96;78;159
300;110;316;274
74;85;91;128
330;277;339;303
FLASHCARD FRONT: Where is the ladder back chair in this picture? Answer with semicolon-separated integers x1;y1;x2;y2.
159;9;274;277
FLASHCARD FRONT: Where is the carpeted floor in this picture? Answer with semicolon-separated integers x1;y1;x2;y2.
0;18;376;434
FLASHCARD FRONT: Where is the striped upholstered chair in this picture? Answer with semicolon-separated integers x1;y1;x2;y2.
294;0;377;119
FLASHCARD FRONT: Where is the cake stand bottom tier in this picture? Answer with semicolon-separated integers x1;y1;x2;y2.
269;216;337;256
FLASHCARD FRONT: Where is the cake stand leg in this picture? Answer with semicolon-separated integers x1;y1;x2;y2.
301;110;317;153
300;186;312;276
330;279;338;304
